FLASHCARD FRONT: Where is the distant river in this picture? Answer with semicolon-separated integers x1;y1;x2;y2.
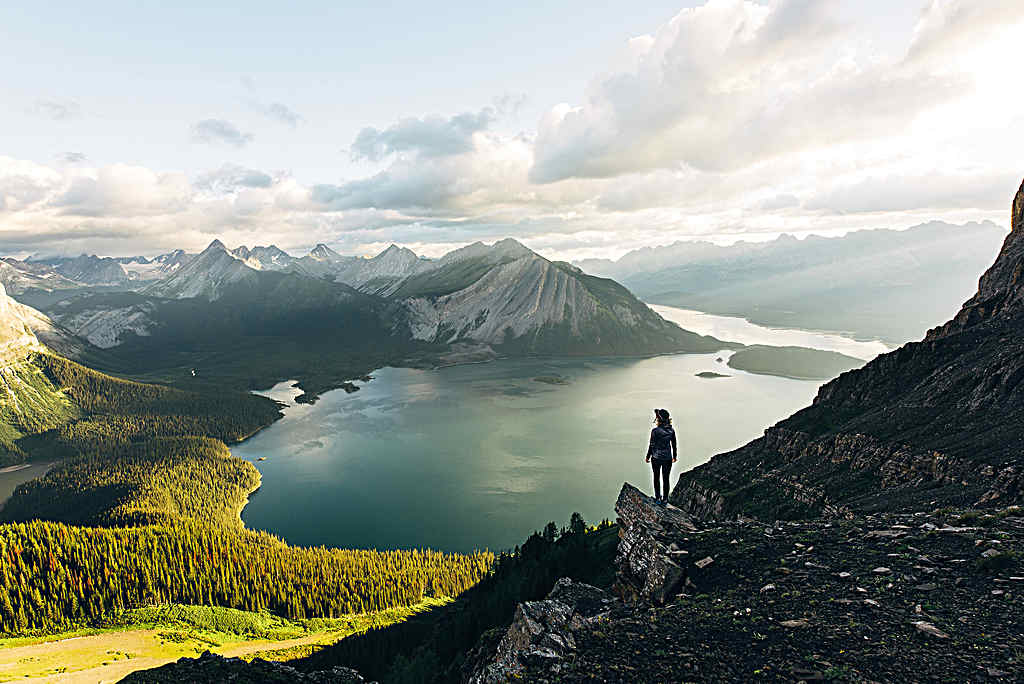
237;311;874;554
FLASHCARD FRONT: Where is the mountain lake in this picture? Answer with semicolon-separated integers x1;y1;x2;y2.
235;306;892;552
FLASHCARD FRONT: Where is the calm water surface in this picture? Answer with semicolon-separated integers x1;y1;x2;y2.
649;305;891;360
237;347;824;552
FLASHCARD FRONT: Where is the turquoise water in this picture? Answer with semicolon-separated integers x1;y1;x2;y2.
235;350;822;553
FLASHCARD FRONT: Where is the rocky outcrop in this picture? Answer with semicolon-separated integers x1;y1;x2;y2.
465;577;614;684
614;483;697;604
120;650;372;683
671;178;1024;518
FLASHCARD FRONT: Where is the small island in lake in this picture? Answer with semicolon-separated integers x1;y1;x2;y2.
533;375;571;385
727;345;864;380
696;371;730;379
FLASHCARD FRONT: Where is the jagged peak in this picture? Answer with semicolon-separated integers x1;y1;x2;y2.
204;239;228;253
309;243;337;259
375;244;418;260
491;237;535;258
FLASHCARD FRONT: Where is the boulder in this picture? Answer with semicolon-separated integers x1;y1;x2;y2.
614;483;698;604
466;578;613;684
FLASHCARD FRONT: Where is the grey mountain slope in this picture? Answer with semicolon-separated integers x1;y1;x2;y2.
389;239;723;354
0;260;81;294
143;240;260;300
35;238;726;382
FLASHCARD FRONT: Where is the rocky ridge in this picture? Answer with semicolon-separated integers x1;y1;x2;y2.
482;483;1023;682
120;650;373;683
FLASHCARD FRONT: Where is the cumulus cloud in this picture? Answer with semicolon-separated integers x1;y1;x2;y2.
191;119;254;147
32;98;81;120
49;165;191;218
529;0;966;183
350;108;495;162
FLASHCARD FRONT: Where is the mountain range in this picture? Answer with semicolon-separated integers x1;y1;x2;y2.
12;238;721;401
579;220;1008;343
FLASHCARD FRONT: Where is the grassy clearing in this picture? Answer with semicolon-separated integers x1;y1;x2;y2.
0;600;447;682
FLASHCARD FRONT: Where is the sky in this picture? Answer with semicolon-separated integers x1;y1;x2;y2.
1;0;1023;260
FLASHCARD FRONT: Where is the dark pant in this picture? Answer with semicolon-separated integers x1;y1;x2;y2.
651;459;672;500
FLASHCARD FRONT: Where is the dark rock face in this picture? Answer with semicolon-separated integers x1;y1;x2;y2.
614;483;697;604
671;178;1024;519
465;577;614;683
119;650;372;683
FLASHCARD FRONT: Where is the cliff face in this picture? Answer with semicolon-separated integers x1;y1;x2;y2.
671;178;1024;518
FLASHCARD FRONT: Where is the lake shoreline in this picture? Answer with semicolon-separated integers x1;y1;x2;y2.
0;460;60;513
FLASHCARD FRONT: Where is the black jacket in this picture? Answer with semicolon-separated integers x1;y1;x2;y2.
647;425;677;462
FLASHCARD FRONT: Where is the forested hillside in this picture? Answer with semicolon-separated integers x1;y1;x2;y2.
0;520;491;633
0;352;493;636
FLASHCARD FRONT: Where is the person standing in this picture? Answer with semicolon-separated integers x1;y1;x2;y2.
645;408;677;505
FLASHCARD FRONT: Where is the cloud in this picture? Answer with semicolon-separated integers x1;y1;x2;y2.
494;93;528;118
49;165;191;218
528;0;964;183
264;102;302;128
2;1;1023;261
191;119;254;147
32;99;81;120
238;77;303;127
806;171;1021;214
758;194;801;211
61;152;88;164
193;164;275;193
350;108;495;162
907;0;1024;66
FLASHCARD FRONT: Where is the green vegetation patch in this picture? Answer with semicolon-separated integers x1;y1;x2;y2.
0;519;492;635
1;437;259;528
0;358;79;464
727;345;865;380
